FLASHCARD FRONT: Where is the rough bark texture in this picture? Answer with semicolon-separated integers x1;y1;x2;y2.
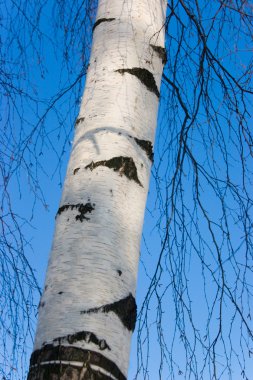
28;0;166;378
28;346;126;380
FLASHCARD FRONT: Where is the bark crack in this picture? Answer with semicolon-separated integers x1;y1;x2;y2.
93;18;116;32
116;67;159;97
80;293;137;332
53;331;111;351
73;167;80;175
85;156;143;187
57;203;95;222
150;44;167;64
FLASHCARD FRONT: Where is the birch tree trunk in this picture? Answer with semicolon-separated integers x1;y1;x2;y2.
28;0;166;378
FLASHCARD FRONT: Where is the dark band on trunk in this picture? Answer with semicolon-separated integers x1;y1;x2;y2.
29;345;126;380
28;363;116;379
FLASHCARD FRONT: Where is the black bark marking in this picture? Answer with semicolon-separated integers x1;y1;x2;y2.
117;270;122;276
81;293;137;332
116;67;159;97
38;301;45;308
73;167;80;175
83;364;118;380
58;291;63;295
92;18;116;32
85;156;143;187
134;138;154;162
29;346;126;380
28;364;115;380
57;203;95;222
53;331;110;351
150;44;167;64
75;117;85;127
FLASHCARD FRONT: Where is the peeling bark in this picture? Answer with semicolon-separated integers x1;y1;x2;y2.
92;18;116;32
28;346;126;380
85;156;143;187
116;67;160;98
150;44;167;64
57;203;95;222
81;293;137;332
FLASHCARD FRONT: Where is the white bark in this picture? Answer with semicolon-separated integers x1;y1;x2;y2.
28;0;167;378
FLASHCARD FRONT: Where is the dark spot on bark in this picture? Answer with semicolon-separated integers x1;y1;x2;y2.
57;203;95;222
52;331;110;351
38;301;45;308
75;117;85;127
117;270;122;276
92;18;116;32
134;138;154;162
116;67;159;97
73;167;80;175
58;291;63;295
45;285;48;290
85;156;143;187
150;44;167;64
28;346;126;380
81;293;137;331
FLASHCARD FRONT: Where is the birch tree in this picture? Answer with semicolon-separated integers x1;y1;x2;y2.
27;0;167;378
1;0;253;379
